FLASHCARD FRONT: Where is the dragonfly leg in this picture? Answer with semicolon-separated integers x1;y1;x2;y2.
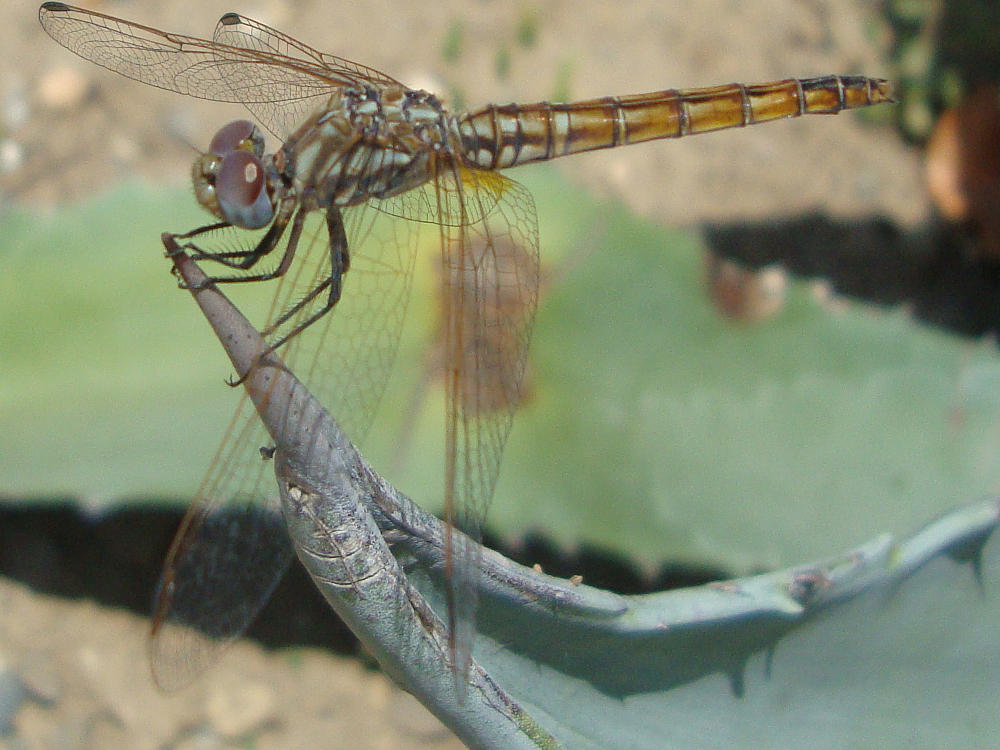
166;221;261;270
227;207;350;387
261;206;351;351
165;199;301;289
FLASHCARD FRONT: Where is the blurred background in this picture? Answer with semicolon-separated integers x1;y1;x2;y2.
2;0;999;746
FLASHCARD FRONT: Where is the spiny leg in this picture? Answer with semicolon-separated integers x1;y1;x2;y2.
165;198;301;288
165;221;260;270
226;206;351;387
262;205;351;352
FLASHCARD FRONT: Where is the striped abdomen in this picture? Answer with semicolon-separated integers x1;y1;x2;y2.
457;75;892;171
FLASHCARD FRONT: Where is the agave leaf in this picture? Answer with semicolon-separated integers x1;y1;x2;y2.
179;245;1000;749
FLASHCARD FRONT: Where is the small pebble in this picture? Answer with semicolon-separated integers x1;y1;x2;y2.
37;66;90;110
110;134;138;163
2;89;29;130
0;140;23;174
206;678;276;739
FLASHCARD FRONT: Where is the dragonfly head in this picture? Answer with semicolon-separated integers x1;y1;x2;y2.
193;120;277;230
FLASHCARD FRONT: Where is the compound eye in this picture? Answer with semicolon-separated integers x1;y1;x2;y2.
216;150;274;229
209;119;265;157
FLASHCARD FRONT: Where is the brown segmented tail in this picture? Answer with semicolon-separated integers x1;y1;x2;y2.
457;75;892;170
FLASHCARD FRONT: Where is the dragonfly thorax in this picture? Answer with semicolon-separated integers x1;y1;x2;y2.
283;84;459;209
348;85;447;135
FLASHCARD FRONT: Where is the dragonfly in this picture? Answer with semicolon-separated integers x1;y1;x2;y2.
38;2;892;690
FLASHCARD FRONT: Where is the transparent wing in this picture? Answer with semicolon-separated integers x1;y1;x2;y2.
437;169;540;681
211;13;398;84
148;170;538;689
38;3;400;138
267;197;424;444
43;0;541;693
149;199;421;689
148;393;291;690
371;163;501;228
211;12;400;138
